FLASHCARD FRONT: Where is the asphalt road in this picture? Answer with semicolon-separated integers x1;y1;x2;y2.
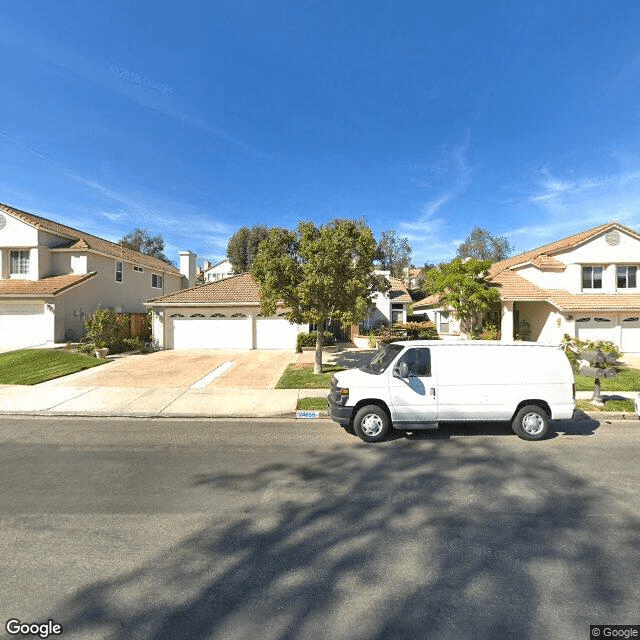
0;415;638;640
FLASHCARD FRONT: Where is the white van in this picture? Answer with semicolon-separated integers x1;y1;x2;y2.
327;340;575;442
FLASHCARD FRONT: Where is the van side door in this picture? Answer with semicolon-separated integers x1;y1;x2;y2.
388;347;437;427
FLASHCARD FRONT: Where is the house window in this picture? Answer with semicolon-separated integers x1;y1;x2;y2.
617;266;637;289
115;261;123;283
9;250;30;275
133;265;144;273
152;274;163;289
582;266;603;289
439;311;450;334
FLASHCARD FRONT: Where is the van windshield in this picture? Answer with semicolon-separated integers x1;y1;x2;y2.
360;344;404;375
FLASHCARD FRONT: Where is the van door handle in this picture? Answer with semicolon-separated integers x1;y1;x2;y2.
430;388;436;397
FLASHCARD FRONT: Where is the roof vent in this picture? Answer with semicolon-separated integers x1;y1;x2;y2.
605;230;620;246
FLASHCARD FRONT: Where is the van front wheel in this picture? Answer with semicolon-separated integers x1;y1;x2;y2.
512;405;549;441
353;405;390;443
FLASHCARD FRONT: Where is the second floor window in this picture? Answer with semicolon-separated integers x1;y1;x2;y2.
582;266;602;289
10;250;30;275
152;273;163;288
617;266;637;289
115;261;123;283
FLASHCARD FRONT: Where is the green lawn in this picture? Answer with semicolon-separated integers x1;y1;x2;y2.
574;367;640;391
576;398;635;413
276;364;344;389
0;349;107;385
296;397;327;410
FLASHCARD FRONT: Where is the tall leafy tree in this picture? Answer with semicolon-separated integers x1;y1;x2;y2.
456;227;514;263
227;225;269;273
252;219;389;373
376;229;412;278
119;228;175;266
422;258;501;335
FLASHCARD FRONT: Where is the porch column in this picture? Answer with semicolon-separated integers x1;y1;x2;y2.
249;312;257;349
501;301;514;342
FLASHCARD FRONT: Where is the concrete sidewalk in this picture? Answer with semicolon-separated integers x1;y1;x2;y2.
0;383;329;418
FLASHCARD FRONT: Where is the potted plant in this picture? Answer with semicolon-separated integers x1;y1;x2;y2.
94;341;109;358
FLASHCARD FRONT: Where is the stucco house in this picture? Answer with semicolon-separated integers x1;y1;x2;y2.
414;221;640;352
0;202;194;347
146;272;308;350
403;267;423;290
198;258;235;283
362;271;412;329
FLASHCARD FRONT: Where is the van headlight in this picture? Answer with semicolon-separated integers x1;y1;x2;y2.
337;387;349;405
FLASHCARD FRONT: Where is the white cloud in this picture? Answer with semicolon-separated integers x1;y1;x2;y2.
505;164;640;252
398;129;474;263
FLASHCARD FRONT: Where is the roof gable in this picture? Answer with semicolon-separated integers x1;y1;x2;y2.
490;221;640;278
0;202;180;274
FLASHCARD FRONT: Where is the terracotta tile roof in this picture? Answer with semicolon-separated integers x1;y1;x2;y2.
491;270;550;300
413;294;441;308
0;273;96;296
530;254;566;270
387;276;412;303
408;268;422;277
0;202;180;274
544;293;640;312
489;221;640;278
147;272;261;304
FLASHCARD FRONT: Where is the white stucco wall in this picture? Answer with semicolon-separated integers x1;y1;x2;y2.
54;255;183;341
514;230;640;294
516;301;565;345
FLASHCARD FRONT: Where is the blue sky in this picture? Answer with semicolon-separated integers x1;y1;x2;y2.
2;1;640;267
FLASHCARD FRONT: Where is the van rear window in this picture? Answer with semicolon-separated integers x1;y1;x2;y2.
361;344;404;374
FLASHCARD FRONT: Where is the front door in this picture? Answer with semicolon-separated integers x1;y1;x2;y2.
388;347;437;427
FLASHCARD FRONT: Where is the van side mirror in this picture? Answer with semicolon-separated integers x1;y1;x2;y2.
398;362;409;379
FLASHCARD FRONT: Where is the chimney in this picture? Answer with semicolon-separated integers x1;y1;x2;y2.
179;250;196;289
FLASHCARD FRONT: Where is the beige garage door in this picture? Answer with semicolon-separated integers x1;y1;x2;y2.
0;303;49;347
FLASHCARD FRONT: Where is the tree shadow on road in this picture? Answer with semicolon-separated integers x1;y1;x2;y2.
49;436;637;639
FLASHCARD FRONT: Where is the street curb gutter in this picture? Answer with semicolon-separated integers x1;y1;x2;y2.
0;410;635;421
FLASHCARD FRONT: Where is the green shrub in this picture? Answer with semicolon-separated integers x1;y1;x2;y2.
471;321;501;340
83;307;130;353
514;320;531;341
560;334;623;372
296;331;336;353
379;321;439;344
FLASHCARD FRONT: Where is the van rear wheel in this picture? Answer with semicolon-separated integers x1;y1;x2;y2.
353;405;390;443
512;405;549;441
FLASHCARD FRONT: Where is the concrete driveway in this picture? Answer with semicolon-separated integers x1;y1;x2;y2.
0;349;303;418
56;349;298;389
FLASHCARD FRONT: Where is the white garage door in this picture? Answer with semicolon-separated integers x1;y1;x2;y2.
171;317;251;350
621;317;640;352
0;303;49;347
575;317;616;343
256;317;301;349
